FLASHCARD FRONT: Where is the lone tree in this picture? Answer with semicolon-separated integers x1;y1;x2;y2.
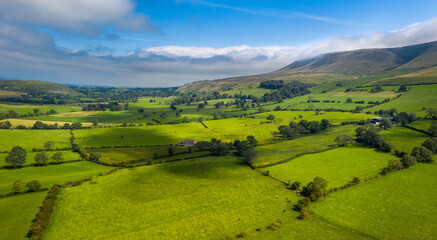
12;180;25;193
428;122;437;137
346;98;353;103
34;151;49;165
26;180;42;192
301;177;328;200
307;94;314;103
5;146;26;168
335;135;354;146
44;141;55;151
51;152;64;163
168;147;175;156
267;114;275;122
182;116;190;123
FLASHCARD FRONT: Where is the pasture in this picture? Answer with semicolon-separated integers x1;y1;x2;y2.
408;120;435;132
379;126;430;153
0;118;94;128
0;161;113;195
0;192;47;240
0;150;81;167
44;156;297;239
253;125;356;167
262;144;391;188
0;129;71;152
0;103;80;115
254;111;376;125
312;163;437;240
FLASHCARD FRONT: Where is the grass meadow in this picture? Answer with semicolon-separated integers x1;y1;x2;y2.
0;161;113;195
408;120;434;132
0;129;71;151
312;163;437;240
253;125;356;167
379;126;430;153
263;144;391;188
0;103;81;115
253;111;376;125
0;119;94;128
0;192;47;240
0;150;81;167
44;156;298;239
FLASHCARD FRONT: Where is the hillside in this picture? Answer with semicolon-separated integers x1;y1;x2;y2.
0;80;81;96
179;41;437;94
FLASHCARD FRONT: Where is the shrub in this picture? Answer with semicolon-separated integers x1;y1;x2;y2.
422;138;437;154
334;134;354;146
289;181;301;190
236;231;247;238
12;180;25;193
411;146;433;163
301;177;328;200
26;180;42;192
401;155;417;168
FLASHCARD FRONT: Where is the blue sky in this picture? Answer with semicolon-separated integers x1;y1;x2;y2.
1;0;437;87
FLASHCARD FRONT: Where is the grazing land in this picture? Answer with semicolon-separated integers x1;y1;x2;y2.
379;126;430;153
312;163;437;240
0;150;81;167
0;129;71;151
262;144;391;187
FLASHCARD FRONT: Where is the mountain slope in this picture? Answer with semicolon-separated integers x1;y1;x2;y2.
179;41;437;93
0;80;81;96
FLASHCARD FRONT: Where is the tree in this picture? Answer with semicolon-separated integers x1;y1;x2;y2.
334;135;354;146
71;122;82;129
246;136;258;146
34;151;49;165
26;180;42;192
422;138;437;154
321;119;330;129
168;147;175;156
307;121;321;134
32;121;46;129
175;111;181;117
51;152;64;163
267;114;275;122
379;118;392;130
381;159;404;175
346;98;353;103
397;85;408;92
198;103;205;109
290;181;301;190
5;146;26;167
425;107;437;119
241;147;257;166
307;94;314;103
44;141;55;151
88;152;101;161
401;155;417;168
12;180;25;193
278;125;298;139
160;112;168;119
411;146;433;163
182;116;190;123
198;117;204;122
209;141;229;156
0;121;12;129
301;177;328;200
153;152;159;159
428;122;437;137
92;119;99;126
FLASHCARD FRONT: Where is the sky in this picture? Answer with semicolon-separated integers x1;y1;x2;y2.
1;0;437;87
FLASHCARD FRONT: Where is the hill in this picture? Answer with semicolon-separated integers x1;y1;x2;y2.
0;80;81;96
179;41;437;94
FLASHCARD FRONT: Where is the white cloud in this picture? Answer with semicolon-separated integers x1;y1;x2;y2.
0;17;437;87
0;0;157;35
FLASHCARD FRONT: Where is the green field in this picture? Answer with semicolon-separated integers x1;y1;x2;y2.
254;111;376;125
0;102;80;115
92;146;192;165
408;120;435;132
263;144;391;188
253;125;356;167
0;129;71;152
379;126;430;153
312;163;437;240
0;192;47;240
0;161;113;195
0;150;81;167
44;156;298;239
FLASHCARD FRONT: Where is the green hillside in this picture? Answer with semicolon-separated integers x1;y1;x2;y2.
0;80;81;96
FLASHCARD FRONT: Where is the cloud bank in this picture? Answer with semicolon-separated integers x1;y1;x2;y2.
1;15;437;87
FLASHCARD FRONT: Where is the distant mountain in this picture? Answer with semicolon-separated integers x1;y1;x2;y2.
0;80;82;96
179;41;437;93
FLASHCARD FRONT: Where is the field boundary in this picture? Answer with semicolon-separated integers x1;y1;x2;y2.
404;125;432;136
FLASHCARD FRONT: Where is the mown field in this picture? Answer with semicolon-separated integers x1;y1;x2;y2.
0;192;47;240
0;150;81;167
0;161;113;195
312;163;437;240
44;156;298;239
0;129;71;151
263;144;391;188
253;125;356;167
379;126;430;153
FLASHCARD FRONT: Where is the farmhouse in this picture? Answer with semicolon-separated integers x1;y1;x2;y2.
370;117;383;125
180;139;197;146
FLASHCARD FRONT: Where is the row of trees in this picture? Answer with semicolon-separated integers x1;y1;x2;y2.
82;102;128;111
5;146;65;168
12;180;42;193
355;126;394;152
277;119;331;139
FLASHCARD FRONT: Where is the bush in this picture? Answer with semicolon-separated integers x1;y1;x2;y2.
401;155;417;168
334;134;354;146
301;177;328;199
12;179;25;193
26;180;42;192
411;146;433;163
289;181;301;190
422;138;437;154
